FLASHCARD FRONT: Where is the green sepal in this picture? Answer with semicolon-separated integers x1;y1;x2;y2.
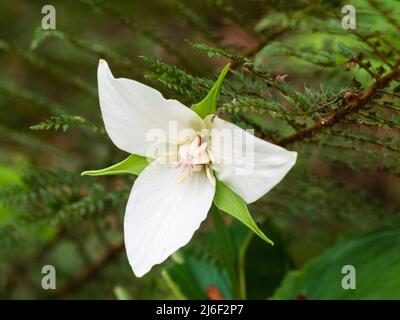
213;179;274;245
81;154;149;177
191;63;230;118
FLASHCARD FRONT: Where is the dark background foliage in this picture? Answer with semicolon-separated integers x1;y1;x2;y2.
0;0;399;299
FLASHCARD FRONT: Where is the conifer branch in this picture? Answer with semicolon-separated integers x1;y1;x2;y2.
278;61;400;146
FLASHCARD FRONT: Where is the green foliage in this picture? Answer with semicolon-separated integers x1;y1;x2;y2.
82;154;149;177
1;0;400;299
163;253;232;299
191;63;230;118
163;220;290;299
143;56;214;101
191;42;250;65
0;38;97;96
214;180;274;245
113;286;133;300
274;229;400;299
31;115;105;134
0;81;67;114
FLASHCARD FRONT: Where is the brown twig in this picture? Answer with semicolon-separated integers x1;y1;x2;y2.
278;62;400;146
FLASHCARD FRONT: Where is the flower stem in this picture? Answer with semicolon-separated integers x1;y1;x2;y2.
238;231;253;300
210;204;241;299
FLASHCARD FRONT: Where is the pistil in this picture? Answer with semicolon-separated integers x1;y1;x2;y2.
175;135;215;186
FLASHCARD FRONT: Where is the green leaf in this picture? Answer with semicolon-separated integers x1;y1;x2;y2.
163;221;284;299
242;222;290;299
81;154;149;177
213;180;274;245
162;253;232;299
273;228;400;299
191;63;230;118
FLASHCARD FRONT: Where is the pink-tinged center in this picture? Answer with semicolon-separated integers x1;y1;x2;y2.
177;136;215;185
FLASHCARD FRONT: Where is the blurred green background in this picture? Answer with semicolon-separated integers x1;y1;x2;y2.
1;0;400;299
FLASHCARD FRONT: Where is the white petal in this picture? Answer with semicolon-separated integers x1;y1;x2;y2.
206;116;297;204
97;59;203;156
124;162;215;277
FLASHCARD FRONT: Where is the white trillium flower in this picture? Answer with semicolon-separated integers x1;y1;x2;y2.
83;59;297;277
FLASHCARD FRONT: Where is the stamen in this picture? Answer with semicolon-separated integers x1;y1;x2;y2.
208;150;216;163
175;134;216;186
178;167;190;185
205;165;216;186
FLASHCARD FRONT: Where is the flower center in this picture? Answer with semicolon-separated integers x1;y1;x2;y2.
177;135;215;185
